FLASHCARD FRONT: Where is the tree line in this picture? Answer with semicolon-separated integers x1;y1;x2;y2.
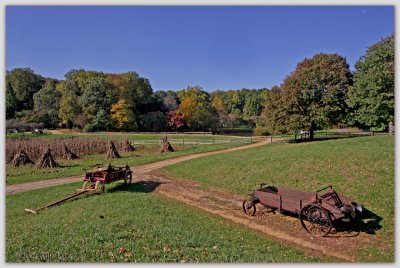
6;34;394;136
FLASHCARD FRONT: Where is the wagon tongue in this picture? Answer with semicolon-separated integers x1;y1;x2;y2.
24;208;37;214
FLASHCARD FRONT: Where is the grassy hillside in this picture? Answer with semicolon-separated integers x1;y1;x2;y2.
162;136;394;261
6;182;329;262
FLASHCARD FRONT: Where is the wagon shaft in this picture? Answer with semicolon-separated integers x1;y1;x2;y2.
25;189;91;214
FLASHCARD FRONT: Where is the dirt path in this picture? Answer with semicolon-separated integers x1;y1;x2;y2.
137;172;375;262
6;139;270;195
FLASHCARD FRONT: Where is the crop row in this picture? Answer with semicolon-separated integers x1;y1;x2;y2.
6;138;129;163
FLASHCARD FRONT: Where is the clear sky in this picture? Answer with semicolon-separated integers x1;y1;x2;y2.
6;6;394;91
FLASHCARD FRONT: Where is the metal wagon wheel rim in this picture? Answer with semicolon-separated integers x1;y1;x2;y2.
300;205;332;237
124;171;132;185
95;181;105;193
242;199;256;216
82;181;94;190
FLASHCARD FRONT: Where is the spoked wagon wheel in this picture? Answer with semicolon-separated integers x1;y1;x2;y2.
300;205;332;237
95;181;105;193
242;199;256;216
124;171;132;185
82;181;94;190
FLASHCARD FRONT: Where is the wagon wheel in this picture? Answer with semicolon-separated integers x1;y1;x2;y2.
82;181;94;190
242;199;256;216
300;205;332;237
95;181;105;193
124;171;132;185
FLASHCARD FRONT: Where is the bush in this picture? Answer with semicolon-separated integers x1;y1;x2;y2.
6;119;45;132
253;124;270;136
83;124;95;132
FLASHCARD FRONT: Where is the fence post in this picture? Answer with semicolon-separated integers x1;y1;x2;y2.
270;135;272;143
213;137;215;144
250;137;252;144
372;131;375;136
348;132;351;138
325;132;327;140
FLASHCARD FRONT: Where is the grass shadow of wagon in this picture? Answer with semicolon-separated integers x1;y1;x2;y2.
328;207;383;238
108;180;164;193
243;184;382;238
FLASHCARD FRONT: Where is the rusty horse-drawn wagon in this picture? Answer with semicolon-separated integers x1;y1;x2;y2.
81;163;132;192
25;164;132;214
243;184;362;236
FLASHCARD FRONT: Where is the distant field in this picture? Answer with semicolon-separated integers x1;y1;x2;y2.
6;182;330;263
6;132;252;142
161;136;394;262
6;143;242;185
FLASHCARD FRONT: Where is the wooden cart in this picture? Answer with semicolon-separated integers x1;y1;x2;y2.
243;184;363;236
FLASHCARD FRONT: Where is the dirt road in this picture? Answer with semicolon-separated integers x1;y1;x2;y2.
6;139;269;195
137;172;375;262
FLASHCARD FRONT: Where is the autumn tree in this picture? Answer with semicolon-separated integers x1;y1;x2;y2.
346;34;394;129
59;71;85;128
110;99;137;131
266;53;352;139
168;110;185;131
211;91;229;128
260;86;288;133
178;86;218;131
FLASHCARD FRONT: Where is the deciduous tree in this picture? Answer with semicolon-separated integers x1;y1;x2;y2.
266;53;352;139
346;34;394;129
6;68;44;109
32;83;61;126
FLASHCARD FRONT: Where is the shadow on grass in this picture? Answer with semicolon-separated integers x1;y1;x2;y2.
330;207;383;238
288;135;367;144
256;206;382;238
107;180;164;193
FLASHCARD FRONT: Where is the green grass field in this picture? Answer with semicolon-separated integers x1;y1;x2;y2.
6;182;330;263
161;136;394;262
6;143;241;185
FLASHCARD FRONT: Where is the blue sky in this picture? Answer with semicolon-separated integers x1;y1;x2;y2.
6;6;394;91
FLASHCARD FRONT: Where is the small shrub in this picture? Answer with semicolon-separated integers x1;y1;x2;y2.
253;124;270;136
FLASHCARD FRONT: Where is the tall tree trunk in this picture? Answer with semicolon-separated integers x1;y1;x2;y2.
309;125;316;141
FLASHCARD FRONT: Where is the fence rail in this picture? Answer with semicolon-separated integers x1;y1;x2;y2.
269;131;390;144
132;137;254;145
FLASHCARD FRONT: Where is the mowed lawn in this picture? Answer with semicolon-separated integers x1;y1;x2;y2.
6;143;242;185
6;182;330;263
161;136;394;262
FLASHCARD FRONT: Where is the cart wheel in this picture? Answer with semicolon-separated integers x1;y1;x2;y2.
95;181;105;193
300;205;332;237
82;181;94;190
124;171;132;185
242;199;256;216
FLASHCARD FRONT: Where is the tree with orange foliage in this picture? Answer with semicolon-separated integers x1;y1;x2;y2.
111;99;137;131
177;86;218;131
